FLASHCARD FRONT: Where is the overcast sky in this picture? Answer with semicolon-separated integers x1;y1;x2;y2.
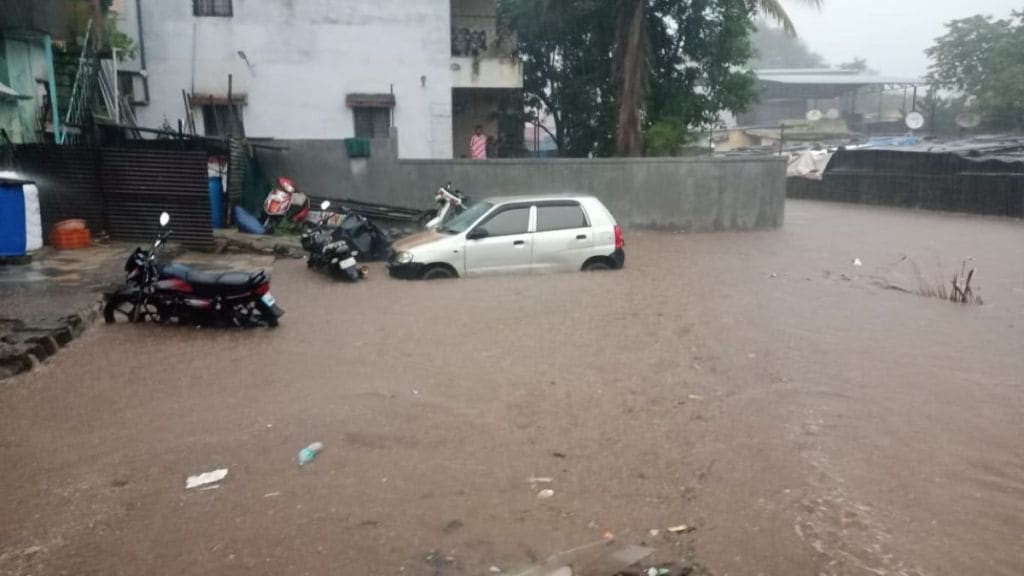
784;0;1021;78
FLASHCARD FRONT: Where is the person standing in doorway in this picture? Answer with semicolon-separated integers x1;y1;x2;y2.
470;125;488;159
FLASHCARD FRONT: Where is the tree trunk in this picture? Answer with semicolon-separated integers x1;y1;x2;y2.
91;0;106;49
613;0;648;157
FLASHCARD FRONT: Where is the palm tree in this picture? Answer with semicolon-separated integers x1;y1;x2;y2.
613;0;648;156
612;0;821;156
757;0;821;36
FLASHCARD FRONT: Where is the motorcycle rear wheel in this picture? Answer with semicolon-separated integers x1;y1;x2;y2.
330;264;360;282
243;301;279;328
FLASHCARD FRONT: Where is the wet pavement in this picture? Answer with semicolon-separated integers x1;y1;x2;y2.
1;200;1022;576
0;245;126;325
0;244;276;324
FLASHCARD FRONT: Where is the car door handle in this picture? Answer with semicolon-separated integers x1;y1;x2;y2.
576;234;587;240
513;240;526;246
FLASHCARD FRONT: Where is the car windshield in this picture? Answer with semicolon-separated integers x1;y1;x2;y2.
439;201;493;234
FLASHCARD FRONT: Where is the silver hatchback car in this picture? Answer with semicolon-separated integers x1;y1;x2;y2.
388;194;625;279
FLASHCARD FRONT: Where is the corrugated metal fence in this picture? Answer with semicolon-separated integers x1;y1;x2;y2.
101;149;212;249
12;146;104;234
788;149;1024;218
11;145;213;249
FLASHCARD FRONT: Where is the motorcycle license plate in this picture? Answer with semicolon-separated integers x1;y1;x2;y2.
261;293;277;307
340;257;357;269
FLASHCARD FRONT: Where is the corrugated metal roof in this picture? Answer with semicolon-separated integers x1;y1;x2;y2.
864;137;1024;156
757;73;921;86
756;68;858;76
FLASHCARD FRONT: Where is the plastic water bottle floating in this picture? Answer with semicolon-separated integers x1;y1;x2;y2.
298;442;324;466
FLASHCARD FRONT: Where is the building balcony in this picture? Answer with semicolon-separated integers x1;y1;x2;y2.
450;55;522;89
450;6;522;89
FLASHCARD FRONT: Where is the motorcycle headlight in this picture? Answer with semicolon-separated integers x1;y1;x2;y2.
395;251;413;264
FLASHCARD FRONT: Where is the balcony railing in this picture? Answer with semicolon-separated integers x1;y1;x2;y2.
451;26;488;58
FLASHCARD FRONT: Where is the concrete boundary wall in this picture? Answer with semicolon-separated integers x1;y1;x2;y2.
254;139;786;231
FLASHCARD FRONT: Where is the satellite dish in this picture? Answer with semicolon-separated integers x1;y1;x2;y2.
956;112;981;129
905;112;925;131
825;108;841;120
806;109;823;122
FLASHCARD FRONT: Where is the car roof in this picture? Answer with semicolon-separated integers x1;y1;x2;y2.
481;193;601;205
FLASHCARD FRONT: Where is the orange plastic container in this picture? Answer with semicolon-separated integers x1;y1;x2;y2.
52;219;87;232
50;227;91;249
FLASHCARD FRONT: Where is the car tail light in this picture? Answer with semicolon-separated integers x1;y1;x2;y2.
255;282;270;295
614;225;624;249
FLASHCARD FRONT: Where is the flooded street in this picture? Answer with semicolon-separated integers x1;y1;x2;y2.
1;200;1022;576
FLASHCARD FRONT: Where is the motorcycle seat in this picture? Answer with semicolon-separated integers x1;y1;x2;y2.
162;264;262;295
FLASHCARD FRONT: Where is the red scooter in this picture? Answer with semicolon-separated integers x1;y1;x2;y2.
262;177;310;232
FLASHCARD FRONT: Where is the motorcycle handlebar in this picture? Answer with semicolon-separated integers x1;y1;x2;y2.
153;230;172;248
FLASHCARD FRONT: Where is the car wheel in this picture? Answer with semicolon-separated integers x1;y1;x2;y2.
582;260;612;271
422;266;456;280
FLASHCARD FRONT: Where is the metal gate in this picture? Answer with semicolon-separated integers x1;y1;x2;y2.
100;148;212;249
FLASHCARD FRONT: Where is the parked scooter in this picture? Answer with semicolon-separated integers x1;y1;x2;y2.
262;177;310;232
301;201;369;281
104;212;284;327
423;182;471;230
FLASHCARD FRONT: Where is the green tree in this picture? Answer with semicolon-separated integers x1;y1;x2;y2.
750;21;827;69
499;0;616;157
610;0;820;155
837;57;874;74
500;0;760;157
925;12;1024;131
64;0;137;59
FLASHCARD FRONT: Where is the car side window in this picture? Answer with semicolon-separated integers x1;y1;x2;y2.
536;203;588;232
476;206;531;237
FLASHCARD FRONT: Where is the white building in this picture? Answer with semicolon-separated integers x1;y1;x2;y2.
115;0;521;159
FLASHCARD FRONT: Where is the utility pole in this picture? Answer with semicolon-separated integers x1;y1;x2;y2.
112;47;119;124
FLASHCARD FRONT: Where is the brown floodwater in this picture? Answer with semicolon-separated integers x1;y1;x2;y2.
1;200;1021;575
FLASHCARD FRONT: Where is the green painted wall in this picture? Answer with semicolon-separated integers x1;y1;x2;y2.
0;35;42;143
0;35;8;85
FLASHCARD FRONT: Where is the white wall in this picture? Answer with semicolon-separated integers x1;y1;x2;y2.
124;0;453;158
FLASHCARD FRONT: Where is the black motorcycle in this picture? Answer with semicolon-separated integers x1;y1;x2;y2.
337;206;392;262
104;212;284;327
301;201;368;281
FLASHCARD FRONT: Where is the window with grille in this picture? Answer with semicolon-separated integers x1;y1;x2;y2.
353;107;391;139
193;0;232;17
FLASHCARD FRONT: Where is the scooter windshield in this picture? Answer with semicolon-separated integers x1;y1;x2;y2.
439;201;492;234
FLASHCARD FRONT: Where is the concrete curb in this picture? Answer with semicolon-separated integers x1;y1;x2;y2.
213;231;305;259
0;300;103;381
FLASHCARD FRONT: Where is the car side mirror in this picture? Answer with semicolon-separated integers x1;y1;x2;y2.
159;212;170;227
466;228;488;240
